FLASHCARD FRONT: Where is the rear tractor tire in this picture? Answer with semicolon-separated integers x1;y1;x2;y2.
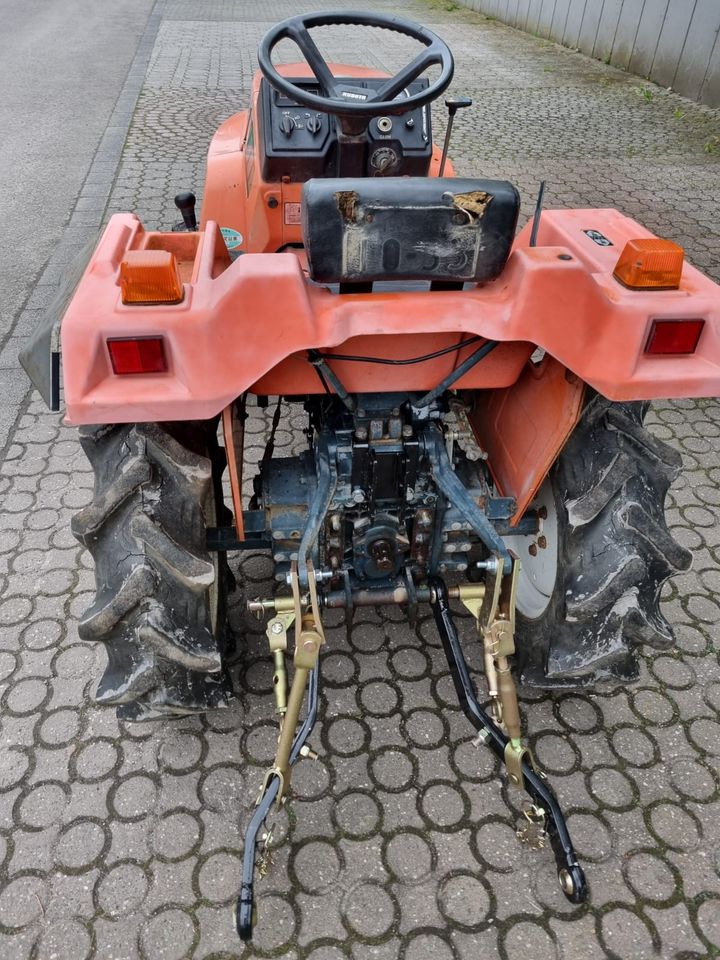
504;396;692;687
72;421;233;720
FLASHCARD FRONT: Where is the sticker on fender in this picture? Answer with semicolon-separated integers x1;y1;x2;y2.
583;229;613;246
221;227;244;250
284;203;302;225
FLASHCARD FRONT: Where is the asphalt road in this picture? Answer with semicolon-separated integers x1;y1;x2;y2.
0;0;153;446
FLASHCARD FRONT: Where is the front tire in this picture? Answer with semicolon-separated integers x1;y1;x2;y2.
505;396;692;687
72;421;232;720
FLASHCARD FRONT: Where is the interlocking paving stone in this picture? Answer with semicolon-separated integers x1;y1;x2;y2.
1;1;720;958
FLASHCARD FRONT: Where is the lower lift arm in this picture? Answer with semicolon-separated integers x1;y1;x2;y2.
429;575;587;901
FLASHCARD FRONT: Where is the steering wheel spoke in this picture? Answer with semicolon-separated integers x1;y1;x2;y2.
371;46;437;103
287;23;339;99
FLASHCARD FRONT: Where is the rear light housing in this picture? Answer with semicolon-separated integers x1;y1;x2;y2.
119;250;184;304
107;337;168;374
613;238;684;290
644;319;704;356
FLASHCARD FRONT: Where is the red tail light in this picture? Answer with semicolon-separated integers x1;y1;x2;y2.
107;337;168;374
644;319;704;356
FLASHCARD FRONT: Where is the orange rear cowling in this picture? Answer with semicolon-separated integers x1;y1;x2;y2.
60;206;720;427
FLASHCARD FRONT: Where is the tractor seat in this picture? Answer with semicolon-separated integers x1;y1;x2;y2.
301;177;520;286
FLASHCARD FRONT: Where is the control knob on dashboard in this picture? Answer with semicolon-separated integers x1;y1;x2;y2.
306;115;322;135
279;114;295;137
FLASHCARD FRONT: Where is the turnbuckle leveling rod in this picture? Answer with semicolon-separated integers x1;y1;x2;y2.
236;664;320;941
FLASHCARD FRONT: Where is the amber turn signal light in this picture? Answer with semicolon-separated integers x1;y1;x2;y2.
107;337;168;374
120;250;184;304
613;238;684;290
645;319;704;356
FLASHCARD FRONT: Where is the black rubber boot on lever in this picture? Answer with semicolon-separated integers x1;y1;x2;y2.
236;664;320;940
428;577;587;903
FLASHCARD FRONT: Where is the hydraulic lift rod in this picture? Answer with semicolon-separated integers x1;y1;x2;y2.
236;664;320;941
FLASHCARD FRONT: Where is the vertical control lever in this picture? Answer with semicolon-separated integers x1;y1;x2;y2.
173;190;197;231
438;97;473;176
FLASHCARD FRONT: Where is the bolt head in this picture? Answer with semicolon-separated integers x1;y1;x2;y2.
270;621;284;635
528;543;538;557
558;869;575;896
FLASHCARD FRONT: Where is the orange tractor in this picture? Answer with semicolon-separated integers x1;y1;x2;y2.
21;11;720;939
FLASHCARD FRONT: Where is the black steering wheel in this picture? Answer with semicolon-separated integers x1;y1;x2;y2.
258;11;454;120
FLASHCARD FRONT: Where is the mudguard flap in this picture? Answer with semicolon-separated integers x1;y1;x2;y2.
19;237;97;411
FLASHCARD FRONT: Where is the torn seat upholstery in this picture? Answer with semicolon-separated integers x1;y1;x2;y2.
302;177;520;284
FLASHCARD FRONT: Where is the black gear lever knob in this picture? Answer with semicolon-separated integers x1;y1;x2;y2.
174;191;197;231
444;97;473;117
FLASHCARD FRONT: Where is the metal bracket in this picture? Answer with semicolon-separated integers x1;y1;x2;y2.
504;740;538;789
260;561;326;810
420;424;512;573
457;585;485;622
266;612;294;720
475;556;529;779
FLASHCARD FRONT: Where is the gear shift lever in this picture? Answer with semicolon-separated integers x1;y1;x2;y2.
438;97;473;176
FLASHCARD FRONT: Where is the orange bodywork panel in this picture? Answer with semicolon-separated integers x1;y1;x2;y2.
61;206;720;426
222;402;245;540
470;358;585;522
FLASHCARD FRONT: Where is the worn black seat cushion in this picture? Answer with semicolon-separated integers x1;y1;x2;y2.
301;177;520;284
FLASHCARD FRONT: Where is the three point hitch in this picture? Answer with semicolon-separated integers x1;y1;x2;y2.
237;558;587;941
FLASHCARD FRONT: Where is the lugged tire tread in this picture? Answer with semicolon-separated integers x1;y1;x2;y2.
72;454;151;544
74;422;230;719
518;395;691;687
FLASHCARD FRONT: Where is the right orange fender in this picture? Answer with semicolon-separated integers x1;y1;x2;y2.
469;356;586;525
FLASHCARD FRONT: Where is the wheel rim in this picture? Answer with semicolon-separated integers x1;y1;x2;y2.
502;478;559;620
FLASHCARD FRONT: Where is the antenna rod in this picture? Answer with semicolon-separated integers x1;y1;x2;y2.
529;180;546;247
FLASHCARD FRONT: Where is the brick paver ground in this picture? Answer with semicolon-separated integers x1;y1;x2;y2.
1;1;720;958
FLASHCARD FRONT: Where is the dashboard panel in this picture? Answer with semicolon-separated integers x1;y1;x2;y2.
259;77;433;181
